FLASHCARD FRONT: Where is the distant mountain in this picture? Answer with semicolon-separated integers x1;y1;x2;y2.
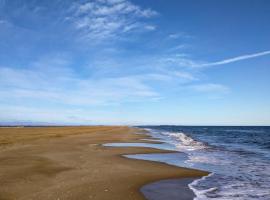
0;121;59;127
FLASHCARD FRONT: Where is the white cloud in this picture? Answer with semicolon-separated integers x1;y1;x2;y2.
0;57;162;107
69;0;158;41
189;83;230;94
172;71;197;81
0;19;6;24
168;32;192;40
161;54;203;68
77;0;157;17
168;44;188;52
162;50;270;68
144;25;156;31
0;52;234;123
0;72;159;106
197;50;270;67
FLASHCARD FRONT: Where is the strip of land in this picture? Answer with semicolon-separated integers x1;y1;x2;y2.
0;126;208;200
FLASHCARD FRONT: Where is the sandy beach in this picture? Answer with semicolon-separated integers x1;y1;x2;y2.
0;126;208;200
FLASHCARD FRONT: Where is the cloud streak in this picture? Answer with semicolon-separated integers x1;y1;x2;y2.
198;50;270;67
162;50;270;69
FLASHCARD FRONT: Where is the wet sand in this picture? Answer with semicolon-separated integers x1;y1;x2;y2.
141;178;196;200
0;126;208;200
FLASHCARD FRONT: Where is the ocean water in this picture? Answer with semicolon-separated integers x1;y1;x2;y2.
134;126;270;200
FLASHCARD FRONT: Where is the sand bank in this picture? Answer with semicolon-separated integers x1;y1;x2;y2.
0;126;208;200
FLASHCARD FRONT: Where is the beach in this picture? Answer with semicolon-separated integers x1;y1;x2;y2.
0;126;207;200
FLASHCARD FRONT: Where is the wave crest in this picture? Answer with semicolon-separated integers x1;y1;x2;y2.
162;132;208;151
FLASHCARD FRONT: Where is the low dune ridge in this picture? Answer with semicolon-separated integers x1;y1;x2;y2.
0;126;207;200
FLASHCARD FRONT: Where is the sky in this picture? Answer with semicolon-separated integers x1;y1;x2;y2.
0;0;270;125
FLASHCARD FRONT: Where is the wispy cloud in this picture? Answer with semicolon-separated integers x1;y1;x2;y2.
189;83;230;94
198;50;270;67
0;71;159;106
0;56;163;107
162;50;270;68
168;32;193;40
0;19;7;24
69;0;158;41
172;71;197;81
167;44;189;52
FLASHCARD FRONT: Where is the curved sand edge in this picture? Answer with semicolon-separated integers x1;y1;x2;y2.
0;126;208;200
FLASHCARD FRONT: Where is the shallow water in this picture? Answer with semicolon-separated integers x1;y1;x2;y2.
103;142;175;151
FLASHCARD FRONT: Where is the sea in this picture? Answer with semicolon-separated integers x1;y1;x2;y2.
104;126;270;200
127;126;270;200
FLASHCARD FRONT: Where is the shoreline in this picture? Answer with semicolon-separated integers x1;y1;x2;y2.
109;128;209;199
0;126;208;199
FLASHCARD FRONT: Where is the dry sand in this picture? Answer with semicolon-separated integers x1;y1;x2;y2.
0;126;208;200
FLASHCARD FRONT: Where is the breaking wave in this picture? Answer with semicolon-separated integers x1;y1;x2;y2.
161;131;208;151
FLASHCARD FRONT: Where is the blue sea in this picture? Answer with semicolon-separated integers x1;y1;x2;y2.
107;126;270;200
136;126;270;200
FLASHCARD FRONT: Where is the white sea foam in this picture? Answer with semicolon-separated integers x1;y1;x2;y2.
162;131;207;151
143;127;270;200
185;155;221;165
188;173;215;200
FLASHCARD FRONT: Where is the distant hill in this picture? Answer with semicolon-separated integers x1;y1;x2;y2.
0;121;60;127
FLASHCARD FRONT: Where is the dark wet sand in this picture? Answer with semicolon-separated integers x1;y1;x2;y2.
141;178;196;200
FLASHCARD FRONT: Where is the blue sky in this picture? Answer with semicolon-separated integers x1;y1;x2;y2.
0;0;269;125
